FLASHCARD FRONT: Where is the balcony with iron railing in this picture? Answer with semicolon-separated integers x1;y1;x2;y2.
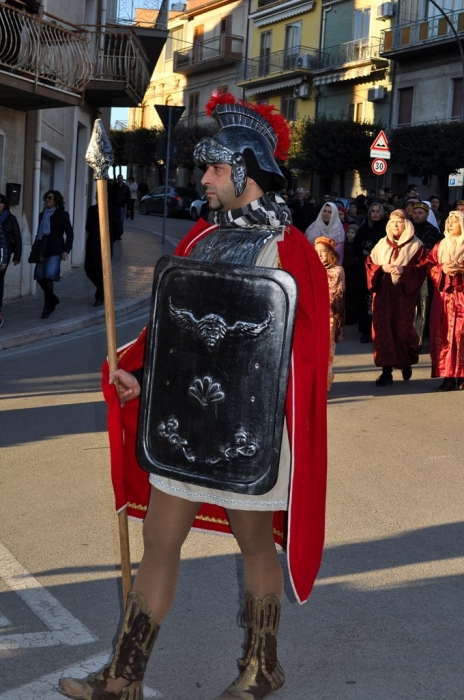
236;46;318;86
84;25;151;106
310;37;389;85
380;10;464;59
0;3;166;111
0;4;92;110
173;34;243;75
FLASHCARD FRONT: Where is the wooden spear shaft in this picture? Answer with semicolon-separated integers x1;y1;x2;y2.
86;120;132;606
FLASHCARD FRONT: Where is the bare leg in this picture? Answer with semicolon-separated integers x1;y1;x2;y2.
61;487;200;697
226;509;283;598
133;486;201;620
217;510;284;700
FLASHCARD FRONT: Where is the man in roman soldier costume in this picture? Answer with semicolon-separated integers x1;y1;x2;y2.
60;93;329;700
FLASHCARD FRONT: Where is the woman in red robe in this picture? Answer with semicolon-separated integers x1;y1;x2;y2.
427;210;464;391
366;209;427;386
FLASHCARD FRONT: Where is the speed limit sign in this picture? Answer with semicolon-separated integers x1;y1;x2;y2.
372;158;388;175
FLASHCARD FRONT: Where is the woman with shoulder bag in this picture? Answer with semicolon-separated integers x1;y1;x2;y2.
33;190;73;319
0;193;22;328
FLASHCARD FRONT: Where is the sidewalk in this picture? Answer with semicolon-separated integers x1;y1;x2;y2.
0;214;184;351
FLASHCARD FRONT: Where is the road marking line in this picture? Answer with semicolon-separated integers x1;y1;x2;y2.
0;651;161;699
0;542;95;649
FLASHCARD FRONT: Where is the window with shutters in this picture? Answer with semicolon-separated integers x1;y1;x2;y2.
347;102;364;123
451;78;463;120
397;86;414;125
220;16;231;34
189;92;199;126
281;93;296;122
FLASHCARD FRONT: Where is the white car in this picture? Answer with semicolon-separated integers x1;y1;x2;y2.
190;194;208;221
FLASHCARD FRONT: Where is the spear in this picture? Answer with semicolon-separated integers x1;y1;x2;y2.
85;119;132;605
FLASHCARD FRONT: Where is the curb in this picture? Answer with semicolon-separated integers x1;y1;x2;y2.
0;294;151;351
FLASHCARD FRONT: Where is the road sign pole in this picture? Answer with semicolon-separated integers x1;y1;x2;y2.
162;108;172;245
155;104;185;245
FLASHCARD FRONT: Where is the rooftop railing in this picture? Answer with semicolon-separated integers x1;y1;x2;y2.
314;37;385;70
173;33;243;72
381;10;464;52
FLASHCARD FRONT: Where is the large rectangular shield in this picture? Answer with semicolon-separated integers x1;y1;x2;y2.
137;255;297;495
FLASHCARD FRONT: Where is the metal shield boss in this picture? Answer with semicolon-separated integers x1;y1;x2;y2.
137;256;297;495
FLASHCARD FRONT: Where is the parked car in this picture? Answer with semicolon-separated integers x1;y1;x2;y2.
190;194;208;221
139;186;199;217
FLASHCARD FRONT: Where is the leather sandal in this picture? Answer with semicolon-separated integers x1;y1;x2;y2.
215;591;285;700
60;591;160;700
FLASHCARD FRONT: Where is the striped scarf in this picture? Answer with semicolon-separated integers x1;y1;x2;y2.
214;194;292;231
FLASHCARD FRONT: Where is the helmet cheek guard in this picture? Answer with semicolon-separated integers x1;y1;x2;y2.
231;153;247;197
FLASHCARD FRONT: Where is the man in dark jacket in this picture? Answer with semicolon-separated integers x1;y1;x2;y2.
108;175;131;231
289;188;316;233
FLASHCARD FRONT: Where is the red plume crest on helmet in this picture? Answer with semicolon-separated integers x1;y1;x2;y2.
205;91;290;161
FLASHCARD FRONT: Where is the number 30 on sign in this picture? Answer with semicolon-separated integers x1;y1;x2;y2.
371;158;388;176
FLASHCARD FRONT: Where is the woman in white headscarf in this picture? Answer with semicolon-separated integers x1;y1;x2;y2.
366;209;427;386
305;202;345;263
428;209;464;391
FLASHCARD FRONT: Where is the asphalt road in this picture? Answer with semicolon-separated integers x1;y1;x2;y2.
0;309;463;699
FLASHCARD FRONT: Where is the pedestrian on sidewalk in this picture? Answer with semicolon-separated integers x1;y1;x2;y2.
84;197;121;306
127;176;138;220
0;193;22;328
60;92;329;700
33;190;73;319
109;174;131;229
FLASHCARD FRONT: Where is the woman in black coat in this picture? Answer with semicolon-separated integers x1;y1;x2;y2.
353;201;388;342
0;193;22;327
34;190;73;319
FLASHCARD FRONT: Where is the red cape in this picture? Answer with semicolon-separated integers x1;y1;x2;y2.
102;219;329;603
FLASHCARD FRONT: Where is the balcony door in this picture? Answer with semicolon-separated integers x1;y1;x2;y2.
353;8;370;59
259;31;271;76
284;21;301;69
194;25;204;63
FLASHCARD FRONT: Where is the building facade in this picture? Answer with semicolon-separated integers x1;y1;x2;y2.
380;0;464;196
0;0;167;303
236;0;322;122
128;0;248;188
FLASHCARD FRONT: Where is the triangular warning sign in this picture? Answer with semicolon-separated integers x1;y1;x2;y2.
371;130;390;151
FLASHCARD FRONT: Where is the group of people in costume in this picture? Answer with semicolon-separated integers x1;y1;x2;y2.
58;92;464;700
307;200;464;392
59;94;329;700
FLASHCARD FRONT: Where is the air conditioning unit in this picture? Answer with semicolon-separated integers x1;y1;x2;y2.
293;82;311;99
376;2;395;20
296;54;314;69
367;86;386;101
171;2;186;11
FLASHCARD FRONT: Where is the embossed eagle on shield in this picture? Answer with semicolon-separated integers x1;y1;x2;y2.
168;297;274;351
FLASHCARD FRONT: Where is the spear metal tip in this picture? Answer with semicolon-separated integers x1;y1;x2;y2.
85;119;113;180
